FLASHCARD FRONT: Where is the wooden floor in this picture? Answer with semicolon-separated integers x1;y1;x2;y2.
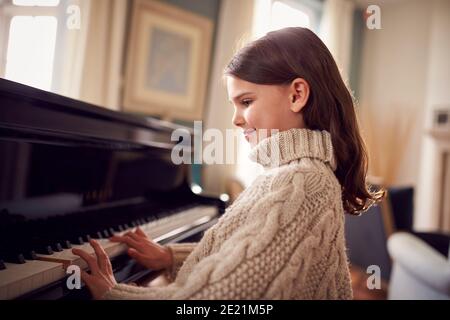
350;266;388;300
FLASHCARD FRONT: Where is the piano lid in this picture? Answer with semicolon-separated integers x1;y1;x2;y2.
0;78;193;150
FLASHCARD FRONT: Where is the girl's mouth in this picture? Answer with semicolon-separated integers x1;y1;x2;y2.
244;128;256;141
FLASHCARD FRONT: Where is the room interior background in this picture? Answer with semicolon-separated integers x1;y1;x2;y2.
0;0;449;235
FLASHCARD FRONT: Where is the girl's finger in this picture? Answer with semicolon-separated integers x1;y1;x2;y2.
89;239;111;273
126;231;142;241
109;235;141;249
80;270;93;284
134;227;147;238
72;248;99;274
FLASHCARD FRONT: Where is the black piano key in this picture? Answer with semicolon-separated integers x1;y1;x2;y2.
0;259;5;270
92;231;103;239
53;243;63;252
159;210;172;219
84;234;92;242
61;240;72;249
36;245;54;255
123;223;130;229
72;236;84;245
130;221;137;227
24;250;37;260
102;229;110;238
5;253;26;264
108;228;115;235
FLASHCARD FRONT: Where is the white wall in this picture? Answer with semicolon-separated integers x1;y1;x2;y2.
416;0;450;231
359;0;450;231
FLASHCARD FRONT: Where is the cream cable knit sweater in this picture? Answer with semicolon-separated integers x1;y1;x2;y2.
103;128;353;300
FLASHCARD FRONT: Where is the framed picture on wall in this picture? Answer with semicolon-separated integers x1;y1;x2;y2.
123;0;213;121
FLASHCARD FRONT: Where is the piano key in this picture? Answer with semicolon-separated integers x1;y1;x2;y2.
102;230;110;238
92;231;103;239
5;253;26;265
0;260;65;300
36;245;54;255
0;260;5;270
34;205;218;269
24;251;37;261
145;216;155;223
35;239;127;270
72;237;84;245
1;205;219;299
61;240;72;249
54;243;63;252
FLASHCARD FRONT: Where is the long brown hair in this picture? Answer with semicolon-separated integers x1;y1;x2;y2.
224;27;384;215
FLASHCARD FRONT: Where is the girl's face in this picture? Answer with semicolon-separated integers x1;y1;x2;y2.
227;76;309;147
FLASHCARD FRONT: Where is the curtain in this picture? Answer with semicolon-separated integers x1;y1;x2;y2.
78;0;127;109
54;0;127;109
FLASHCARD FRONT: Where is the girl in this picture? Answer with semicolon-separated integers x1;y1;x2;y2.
73;27;384;300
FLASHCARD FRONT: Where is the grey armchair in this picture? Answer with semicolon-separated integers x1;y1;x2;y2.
387;232;450;300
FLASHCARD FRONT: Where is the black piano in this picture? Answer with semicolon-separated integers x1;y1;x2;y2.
0;78;226;300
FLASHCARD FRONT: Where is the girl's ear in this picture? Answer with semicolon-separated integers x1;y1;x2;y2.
289;78;310;113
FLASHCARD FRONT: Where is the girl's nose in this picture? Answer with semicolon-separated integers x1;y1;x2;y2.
232;110;245;127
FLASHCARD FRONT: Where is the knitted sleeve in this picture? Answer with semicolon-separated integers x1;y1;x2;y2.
162;242;198;282
103;171;335;300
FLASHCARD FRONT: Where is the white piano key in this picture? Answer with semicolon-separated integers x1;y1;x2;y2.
0;260;65;300
34;205;217;269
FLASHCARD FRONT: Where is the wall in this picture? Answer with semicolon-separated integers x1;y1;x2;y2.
358;0;450;231
416;0;450;231
359;0;431;188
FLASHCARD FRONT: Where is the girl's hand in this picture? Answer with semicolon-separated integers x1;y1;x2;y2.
109;227;173;271
72;239;117;300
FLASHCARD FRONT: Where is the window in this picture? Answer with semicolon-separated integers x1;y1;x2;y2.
270;1;311;30
0;0;62;91
252;0;322;39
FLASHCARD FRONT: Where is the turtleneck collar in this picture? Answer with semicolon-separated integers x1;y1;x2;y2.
248;128;337;171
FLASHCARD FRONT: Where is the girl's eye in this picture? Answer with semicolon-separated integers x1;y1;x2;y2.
241;100;252;107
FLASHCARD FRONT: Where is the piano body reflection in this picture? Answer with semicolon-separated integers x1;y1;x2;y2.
0;79;225;299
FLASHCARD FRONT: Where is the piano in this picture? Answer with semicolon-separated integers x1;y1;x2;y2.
0;78;226;300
